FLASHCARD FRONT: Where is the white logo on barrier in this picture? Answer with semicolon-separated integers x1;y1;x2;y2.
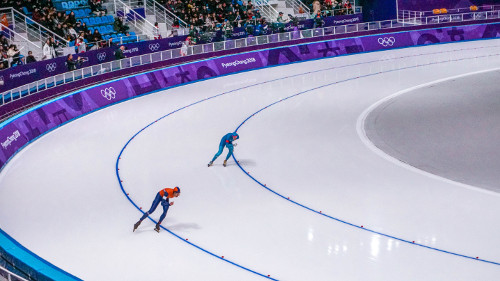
378;37;396;47
149;43;160;51
97;52;107;61
1;130;20;150
46;63;57;72
100;87;117;100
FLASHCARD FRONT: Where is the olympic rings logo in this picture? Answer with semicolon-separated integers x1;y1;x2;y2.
97;52;107;61
100;87;117;100
46;63;57;72
377;37;396;47
149;43;160;51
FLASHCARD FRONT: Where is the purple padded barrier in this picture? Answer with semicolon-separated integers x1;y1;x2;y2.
2;19;500;122
1;21;500;280
0;14;363;93
0;35;189;93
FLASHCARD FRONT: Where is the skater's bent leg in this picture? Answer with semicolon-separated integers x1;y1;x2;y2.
141;194;161;221
158;203;170;224
225;145;234;160
211;145;224;162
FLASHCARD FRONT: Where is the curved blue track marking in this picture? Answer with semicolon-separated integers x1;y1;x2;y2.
232;69;500;266
116;47;500;280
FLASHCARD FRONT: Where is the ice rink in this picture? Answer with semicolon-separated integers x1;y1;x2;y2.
1;39;500;280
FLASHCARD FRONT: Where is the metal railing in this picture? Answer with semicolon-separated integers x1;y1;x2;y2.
398;4;500;23
317;6;359;17
113;0;156;39
144;0;188;30
0;8;69;48
0;23;42;58
399;8;500;25
0;265;29;281
254;0;279;22
285;0;310;18
2;10;500;106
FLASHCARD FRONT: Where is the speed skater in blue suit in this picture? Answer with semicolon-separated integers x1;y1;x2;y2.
208;132;239;167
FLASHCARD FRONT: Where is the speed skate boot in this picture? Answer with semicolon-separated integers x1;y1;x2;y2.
154;223;161;233
133;220;142;232
223;160;227;167
207;161;213;167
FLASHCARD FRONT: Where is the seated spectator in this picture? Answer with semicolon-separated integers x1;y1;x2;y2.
25;50;37;64
344;0;353;14
85;30;94;42
90;0;106;16
66;53;83;71
0;45;8;68
76;38;86;53
114;45;126;60
114;17;129;33
7;44;21;67
92;29;103;42
66;11;77;26
0;34;8;49
68;24;78;40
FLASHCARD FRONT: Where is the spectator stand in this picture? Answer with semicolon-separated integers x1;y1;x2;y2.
253;0;280;21
3;5;500;106
284;0;311;20
0;23;40;66
0;8;68;61
398;4;500;25
143;0;189;37
112;0;156;39
49;0;140;51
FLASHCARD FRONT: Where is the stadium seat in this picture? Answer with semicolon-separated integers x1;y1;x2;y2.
22;7;32;16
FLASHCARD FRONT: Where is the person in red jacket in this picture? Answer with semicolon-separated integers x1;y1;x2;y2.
133;187;181;233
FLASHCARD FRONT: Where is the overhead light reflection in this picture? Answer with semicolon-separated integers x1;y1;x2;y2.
371;235;381;257
308;228;314;242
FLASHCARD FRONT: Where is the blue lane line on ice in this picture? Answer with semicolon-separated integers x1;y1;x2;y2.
116;48;500;280
232;67;500;267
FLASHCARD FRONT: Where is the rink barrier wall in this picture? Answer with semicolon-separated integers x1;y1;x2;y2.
1;22;500;280
3;17;500;121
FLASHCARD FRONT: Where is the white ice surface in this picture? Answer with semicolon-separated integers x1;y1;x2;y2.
1;39;500;281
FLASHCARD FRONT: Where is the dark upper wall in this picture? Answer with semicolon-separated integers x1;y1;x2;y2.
359;0;397;22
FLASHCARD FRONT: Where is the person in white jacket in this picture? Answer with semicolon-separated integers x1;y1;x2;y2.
42;38;56;60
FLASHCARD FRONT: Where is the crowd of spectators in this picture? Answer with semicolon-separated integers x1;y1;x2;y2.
0;34;35;70
308;0;354;16
164;0;263;30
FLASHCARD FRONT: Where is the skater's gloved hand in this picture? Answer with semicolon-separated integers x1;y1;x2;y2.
233;143;237;147
170;202;174;206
